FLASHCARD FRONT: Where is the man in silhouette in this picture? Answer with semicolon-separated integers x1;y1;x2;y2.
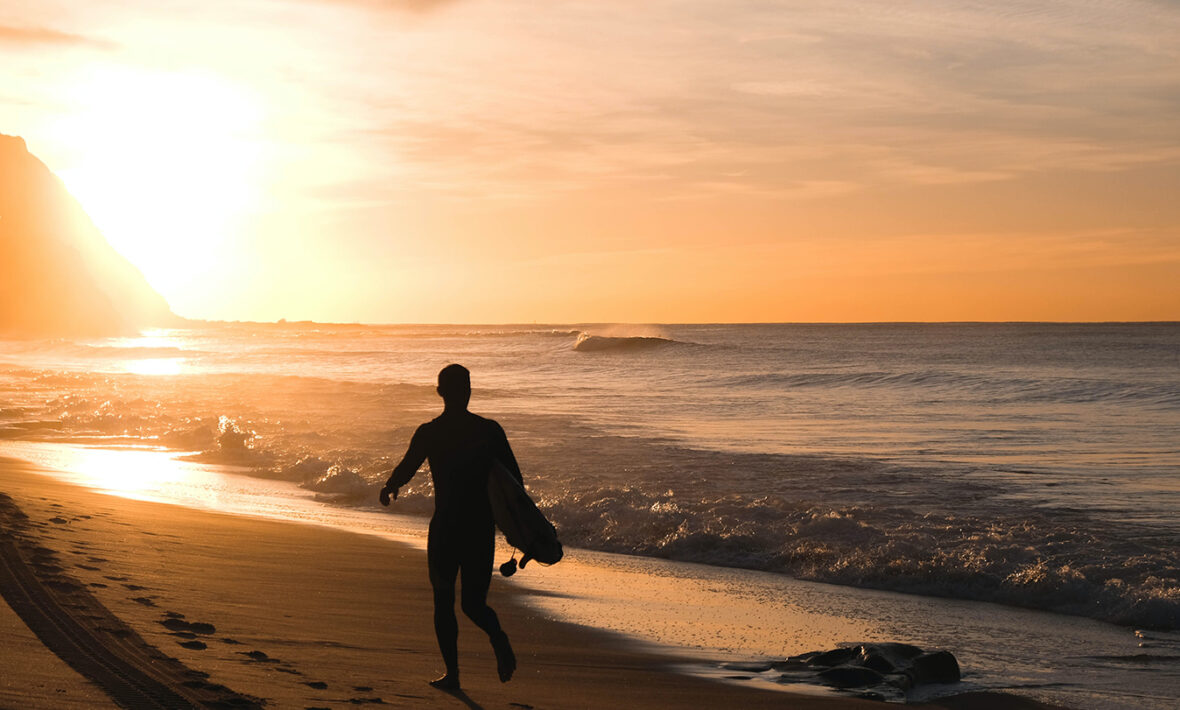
380;364;518;690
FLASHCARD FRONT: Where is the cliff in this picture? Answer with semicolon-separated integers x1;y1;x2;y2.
0;133;177;336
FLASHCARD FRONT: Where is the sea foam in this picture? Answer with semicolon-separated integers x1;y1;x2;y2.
1;322;1177;631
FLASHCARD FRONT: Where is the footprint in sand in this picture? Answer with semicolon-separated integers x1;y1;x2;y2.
97;627;132;639
178;640;207;650
237;649;301;677
159;615;218;648
124;584;149;591
77;564;100;571
104;575;128;582
304;681;328;690
161;618;216;634
353;686;372;692
130;597;157;607
46;579;80;593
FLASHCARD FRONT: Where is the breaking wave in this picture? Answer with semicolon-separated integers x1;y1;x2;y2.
573;332;691;352
535;485;1180;631
2;321;1178;634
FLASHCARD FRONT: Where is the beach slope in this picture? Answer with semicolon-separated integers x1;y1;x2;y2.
0;457;1058;709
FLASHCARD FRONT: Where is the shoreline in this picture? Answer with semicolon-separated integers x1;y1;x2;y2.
0;453;1066;709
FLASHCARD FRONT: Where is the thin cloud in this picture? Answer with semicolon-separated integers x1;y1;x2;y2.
301;0;461;13
308;0;1180;202
0;24;116;50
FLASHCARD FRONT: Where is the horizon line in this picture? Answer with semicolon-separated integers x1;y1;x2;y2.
173;317;1180;327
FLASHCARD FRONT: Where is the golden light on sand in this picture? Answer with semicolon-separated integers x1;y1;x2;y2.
50;66;267;293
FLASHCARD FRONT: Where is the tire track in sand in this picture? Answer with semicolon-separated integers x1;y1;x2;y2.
0;494;261;709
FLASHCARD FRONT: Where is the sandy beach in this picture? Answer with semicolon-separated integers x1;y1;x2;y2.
0;455;1066;709
3;0;1176;703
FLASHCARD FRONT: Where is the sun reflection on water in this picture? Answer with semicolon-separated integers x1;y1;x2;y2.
107;328;187;351
1;441;305;516
104;329;192;375
43;446;196;501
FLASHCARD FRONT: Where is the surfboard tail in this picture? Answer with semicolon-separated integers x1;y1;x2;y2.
487;459;563;570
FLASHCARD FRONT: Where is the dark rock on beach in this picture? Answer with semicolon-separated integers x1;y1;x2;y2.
807;646;860;667
909;650;961;685
761;642;962;701
817;665;886;688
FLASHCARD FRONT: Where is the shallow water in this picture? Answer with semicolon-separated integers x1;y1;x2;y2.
1;323;1177;633
5;441;1179;709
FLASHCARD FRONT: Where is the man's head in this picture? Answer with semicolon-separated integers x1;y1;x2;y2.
437;363;471;410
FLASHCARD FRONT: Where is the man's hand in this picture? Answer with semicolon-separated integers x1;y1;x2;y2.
379;484;398;507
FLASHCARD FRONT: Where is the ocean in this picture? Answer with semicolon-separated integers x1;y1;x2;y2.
1;322;1178;706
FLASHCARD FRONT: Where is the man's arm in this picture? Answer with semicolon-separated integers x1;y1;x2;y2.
493;422;524;486
380;425;428;506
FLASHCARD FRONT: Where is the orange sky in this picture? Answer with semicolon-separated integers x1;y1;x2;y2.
2;0;1178;322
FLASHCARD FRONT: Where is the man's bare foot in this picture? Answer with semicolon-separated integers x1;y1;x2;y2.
492;632;516;683
429;673;460;691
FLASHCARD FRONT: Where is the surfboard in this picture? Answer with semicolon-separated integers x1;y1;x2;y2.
487;458;563;567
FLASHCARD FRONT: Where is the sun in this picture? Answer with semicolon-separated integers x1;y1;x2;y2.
50;65;268;301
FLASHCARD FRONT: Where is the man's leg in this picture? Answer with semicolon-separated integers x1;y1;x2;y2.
427;536;461;688
458;528;515;682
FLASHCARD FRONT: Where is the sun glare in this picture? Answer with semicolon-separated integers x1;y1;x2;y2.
124;358;185;376
33;446;198;502
105;329;189;375
50;66;268;297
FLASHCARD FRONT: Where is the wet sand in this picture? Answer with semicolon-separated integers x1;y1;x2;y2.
0;456;1061;709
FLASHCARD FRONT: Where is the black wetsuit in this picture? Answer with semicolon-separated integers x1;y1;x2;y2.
386;410;522;676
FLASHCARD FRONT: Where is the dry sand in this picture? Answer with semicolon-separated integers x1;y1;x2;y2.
0;456;1061;709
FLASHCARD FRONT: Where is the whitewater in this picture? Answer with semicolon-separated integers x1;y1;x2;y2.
1;322;1179;706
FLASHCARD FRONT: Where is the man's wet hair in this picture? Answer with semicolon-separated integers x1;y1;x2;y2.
438;364;471;400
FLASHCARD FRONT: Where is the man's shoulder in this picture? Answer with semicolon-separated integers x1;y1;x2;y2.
422;412;503;437
457;412;505;438
420;412;500;426
471;413;503;432
417;418;442;436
